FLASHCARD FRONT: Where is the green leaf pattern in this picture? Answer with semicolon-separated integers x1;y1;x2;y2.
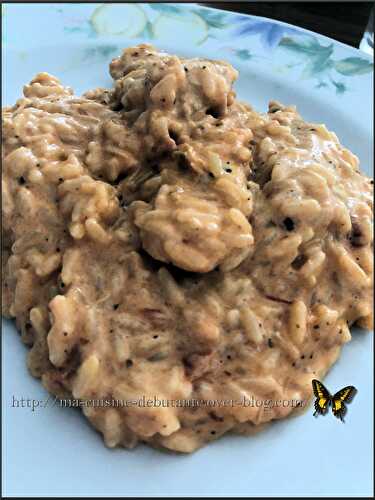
52;3;373;96
279;37;372;92
235;49;254;61
194;8;230;30
149;4;182;15
334;57;374;76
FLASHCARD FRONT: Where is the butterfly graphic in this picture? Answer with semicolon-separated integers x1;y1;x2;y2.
312;379;357;422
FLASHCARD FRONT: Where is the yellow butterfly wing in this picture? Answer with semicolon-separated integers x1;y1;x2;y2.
332;386;357;421
312;379;331;416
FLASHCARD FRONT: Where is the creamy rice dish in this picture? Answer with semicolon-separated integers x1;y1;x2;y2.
2;45;373;452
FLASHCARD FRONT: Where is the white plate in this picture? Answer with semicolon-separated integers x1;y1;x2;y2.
2;3;374;497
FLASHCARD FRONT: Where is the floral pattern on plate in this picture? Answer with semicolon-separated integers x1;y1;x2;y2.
4;3;373;94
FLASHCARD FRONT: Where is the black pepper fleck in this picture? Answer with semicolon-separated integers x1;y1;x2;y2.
283;217;295;231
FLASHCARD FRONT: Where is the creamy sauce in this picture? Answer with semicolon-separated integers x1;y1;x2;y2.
2;45;373;453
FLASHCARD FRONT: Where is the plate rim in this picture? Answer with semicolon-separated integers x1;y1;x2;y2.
196;2;374;61
3;1;374;64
